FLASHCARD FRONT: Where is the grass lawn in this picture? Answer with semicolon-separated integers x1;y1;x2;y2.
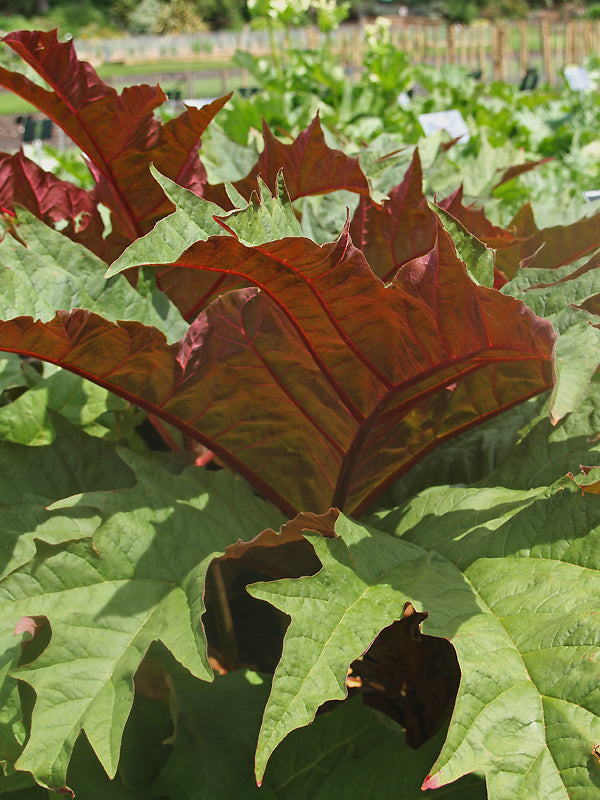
96;57;235;79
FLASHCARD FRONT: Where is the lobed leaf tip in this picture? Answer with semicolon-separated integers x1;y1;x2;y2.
421;773;440;790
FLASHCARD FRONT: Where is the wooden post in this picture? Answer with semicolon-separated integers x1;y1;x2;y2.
467;24;476;70
578;20;585;61
458;25;466;67
520;19;529;76
448;23;455;65
491;23;502;81
478;23;487;77
435;23;443;69
558;21;565;77
584;20;593;59
541;19;554;85
401;25;410;61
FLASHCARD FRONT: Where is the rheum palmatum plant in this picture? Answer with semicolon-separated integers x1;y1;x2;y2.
2;29;600;800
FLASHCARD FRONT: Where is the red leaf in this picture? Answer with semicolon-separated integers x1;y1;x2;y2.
204;116;370;209
0;225;555;516
349;150;437;283
437;185;516;250
495;204;600;279
152;96;231;194
492;157;554;189
0;30;228;260
524;250;600;292
0;150;104;254
14;615;47;638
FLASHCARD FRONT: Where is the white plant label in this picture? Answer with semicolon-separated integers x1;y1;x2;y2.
418;109;470;143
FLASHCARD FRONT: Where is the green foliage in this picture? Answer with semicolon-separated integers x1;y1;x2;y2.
220;48;600;226
441;0;479;23
2;26;600;800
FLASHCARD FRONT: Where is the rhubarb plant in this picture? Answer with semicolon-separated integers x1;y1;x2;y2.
1;29;600;799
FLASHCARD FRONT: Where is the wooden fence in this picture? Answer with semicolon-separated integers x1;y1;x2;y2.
76;15;600;88
380;16;600;85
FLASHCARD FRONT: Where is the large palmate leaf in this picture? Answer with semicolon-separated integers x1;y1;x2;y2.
381;477;600;799
251;447;600;799
0;30;228;260
248;515;478;782
1;451;283;792
148;654;485;799
0;205;554;515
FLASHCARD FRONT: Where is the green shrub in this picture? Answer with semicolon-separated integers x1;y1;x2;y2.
441;0;479;24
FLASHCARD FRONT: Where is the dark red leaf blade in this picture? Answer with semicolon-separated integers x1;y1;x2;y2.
204;116;371;210
0;150;105;254
0;225;555;517
495;204;600;279
349;149;437;283
437;185;516;250
492;156;554;189
152;97;231;195
0;30;228;260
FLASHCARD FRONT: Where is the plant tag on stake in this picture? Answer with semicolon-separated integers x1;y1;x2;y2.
583;190;600;203
418;109;470;143
564;65;592;91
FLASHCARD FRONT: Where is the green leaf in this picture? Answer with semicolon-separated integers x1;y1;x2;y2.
253;412;600;798
503;255;600;422
1;452;284;792
66;735;140;799
149;654;486;799
0;499;99;583
266;698;486;799
108;169;228;277
149;664;270;800
376;475;600;799
0;369;130;447
0;355;29;395
0;388;52;446
0;209;187;344
549;321;600;424
217;175;303;246
433;203;495;287
484;382;600;490
0;414;135;505
248;515;480;782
